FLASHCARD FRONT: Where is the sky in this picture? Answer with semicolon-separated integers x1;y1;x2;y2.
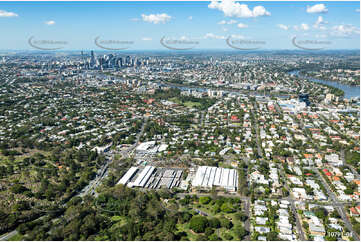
0;1;359;51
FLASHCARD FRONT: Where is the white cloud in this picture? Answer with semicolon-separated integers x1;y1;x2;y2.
277;24;289;30
142;37;152;41
313;16;328;30
0;10;18;17
208;0;270;18
315;16;327;25
188;16;193;20
331;24;360;37
231;34;245;39
222;27;228;32
218;19;237;25
294;23;309;31
45;20;55;26
204;33;226;39
318;25;327;31
252;6;270;17
301;23;309;30
141;13;171;24
237;23;248;28
306;4;328;14
356;9;360;13
315;34;328;38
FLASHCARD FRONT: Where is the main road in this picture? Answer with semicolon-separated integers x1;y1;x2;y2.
277;163;306;241
0;231;18;241
81;116;149;197
313;168;360;241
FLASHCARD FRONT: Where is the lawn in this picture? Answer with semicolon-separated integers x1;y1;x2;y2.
184;101;201;108
168;97;201;108
169;97;182;104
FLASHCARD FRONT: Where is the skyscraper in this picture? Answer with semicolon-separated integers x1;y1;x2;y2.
90;50;96;67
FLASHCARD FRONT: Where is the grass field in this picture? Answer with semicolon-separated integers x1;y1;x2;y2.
169;97;201;108
184;101;202;108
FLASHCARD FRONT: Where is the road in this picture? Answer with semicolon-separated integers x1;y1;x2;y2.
319;114;359;146
288;198;306;241
79;158;110;197
120;116;148;158
273;100;306;241
250;101;263;158
293;110;360;240
314;168;360;241
81;116;148;197
277;163;306;241
243;198;251;240
0;231;18;241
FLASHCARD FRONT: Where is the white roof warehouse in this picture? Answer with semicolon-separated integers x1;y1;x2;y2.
192;166;238;192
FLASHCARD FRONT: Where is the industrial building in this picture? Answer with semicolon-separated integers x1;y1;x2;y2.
135;141;168;154
192;166;238;192
117;166;138;185
131;166;156;187
117;166;183;190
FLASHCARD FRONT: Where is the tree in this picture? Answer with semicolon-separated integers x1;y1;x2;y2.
208;233;221;241
313;207;328;220
196;234;208;241
325;234;337;241
212;203;221;213
208;217;221;229
199;196;211;205
235;211;248;222
302;221;309;230
330;210;341;219
266;231;279;241
220;218;233;229
220;203;234;213
179;198;189;206
234;224;248;240
205;227;214;237
17;223;29;235
222;232;233;240
189;216;209;233
10;184;29;194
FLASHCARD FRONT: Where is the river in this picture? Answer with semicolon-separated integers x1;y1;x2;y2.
289;70;360;99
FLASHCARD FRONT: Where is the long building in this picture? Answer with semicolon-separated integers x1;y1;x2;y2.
120;166;183;189
117;167;138;185
192;166;238;192
131;166;156;187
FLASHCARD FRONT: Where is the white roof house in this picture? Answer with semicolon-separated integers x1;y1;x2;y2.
192;166;238;191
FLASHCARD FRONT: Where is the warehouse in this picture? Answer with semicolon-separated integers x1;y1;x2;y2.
120;166;184;190
192;166;238;192
117;167;138;185
129;166;156;187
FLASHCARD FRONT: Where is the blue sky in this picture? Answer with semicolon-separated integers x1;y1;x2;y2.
0;1;359;50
